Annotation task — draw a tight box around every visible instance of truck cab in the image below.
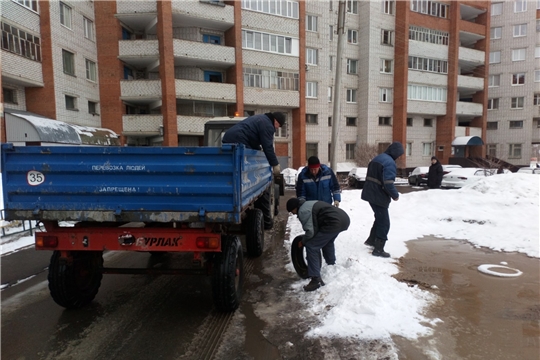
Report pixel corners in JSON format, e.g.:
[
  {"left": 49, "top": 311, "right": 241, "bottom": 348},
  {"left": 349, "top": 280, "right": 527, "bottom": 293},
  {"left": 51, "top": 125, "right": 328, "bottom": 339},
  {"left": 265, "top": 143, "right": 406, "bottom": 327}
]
[{"left": 203, "top": 117, "right": 246, "bottom": 147}]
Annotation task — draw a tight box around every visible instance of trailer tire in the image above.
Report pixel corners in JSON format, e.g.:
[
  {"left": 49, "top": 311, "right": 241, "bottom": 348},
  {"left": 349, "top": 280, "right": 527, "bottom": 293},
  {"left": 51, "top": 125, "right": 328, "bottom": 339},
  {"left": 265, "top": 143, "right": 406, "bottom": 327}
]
[
  {"left": 274, "top": 184, "right": 280, "bottom": 216},
  {"left": 48, "top": 251, "right": 103, "bottom": 309},
  {"left": 291, "top": 236, "right": 309, "bottom": 279},
  {"left": 255, "top": 187, "right": 274, "bottom": 230},
  {"left": 245, "top": 208, "right": 264, "bottom": 257},
  {"left": 212, "top": 235, "right": 244, "bottom": 312}
]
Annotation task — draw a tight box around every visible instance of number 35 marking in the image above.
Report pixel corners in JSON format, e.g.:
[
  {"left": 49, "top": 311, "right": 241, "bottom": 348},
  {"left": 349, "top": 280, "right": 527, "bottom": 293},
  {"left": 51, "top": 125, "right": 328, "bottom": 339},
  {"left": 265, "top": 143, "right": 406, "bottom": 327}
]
[{"left": 27, "top": 170, "right": 45, "bottom": 186}]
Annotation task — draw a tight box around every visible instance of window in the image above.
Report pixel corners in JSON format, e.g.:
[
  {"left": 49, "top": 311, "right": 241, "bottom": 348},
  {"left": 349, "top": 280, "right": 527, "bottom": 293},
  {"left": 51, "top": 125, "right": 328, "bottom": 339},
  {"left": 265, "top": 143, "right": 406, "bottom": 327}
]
[
  {"left": 14, "top": 0, "right": 38, "bottom": 12},
  {"left": 380, "top": 59, "right": 392, "bottom": 73},
  {"left": 489, "top": 74, "right": 500, "bottom": 87},
  {"left": 306, "top": 82, "right": 317, "bottom": 98},
  {"left": 487, "top": 122, "right": 498, "bottom": 130},
  {"left": 306, "top": 143, "right": 318, "bottom": 159},
  {"left": 203, "top": 34, "right": 221, "bottom": 44},
  {"left": 241, "top": 0, "right": 299, "bottom": 19},
  {"left": 83, "top": 17, "right": 94, "bottom": 40},
  {"left": 328, "top": 87, "right": 332, "bottom": 102},
  {"left": 60, "top": 2, "right": 72, "bottom": 29},
  {"left": 88, "top": 101, "right": 98, "bottom": 115},
  {"left": 487, "top": 144, "right": 497, "bottom": 157},
  {"left": 514, "top": 0, "right": 527, "bottom": 12},
  {"left": 512, "top": 73, "right": 525, "bottom": 85},
  {"left": 346, "top": 89, "right": 357, "bottom": 103},
  {"left": 422, "top": 142, "right": 433, "bottom": 156},
  {"left": 85, "top": 59, "right": 96, "bottom": 81},
  {"left": 489, "top": 51, "right": 501, "bottom": 64},
  {"left": 490, "top": 27, "right": 502, "bottom": 39},
  {"left": 406, "top": 143, "right": 412, "bottom": 156},
  {"left": 62, "top": 49, "right": 75, "bottom": 76},
  {"left": 346, "top": 143, "right": 356, "bottom": 160},
  {"left": 347, "top": 59, "right": 358, "bottom": 74},
  {"left": 513, "top": 24, "right": 527, "bottom": 37},
  {"left": 306, "top": 15, "right": 317, "bottom": 32},
  {"left": 329, "top": 25, "right": 334, "bottom": 41},
  {"left": 381, "top": 30, "right": 393, "bottom": 45},
  {"left": 410, "top": 1, "right": 449, "bottom": 18},
  {"left": 306, "top": 48, "right": 318, "bottom": 65},
  {"left": 535, "top": 70, "right": 540, "bottom": 82},
  {"left": 243, "top": 68, "right": 298, "bottom": 91},
  {"left": 538, "top": 20, "right": 540, "bottom": 32},
  {"left": 276, "top": 114, "right": 288, "bottom": 138},
  {"left": 510, "top": 120, "right": 524, "bottom": 129},
  {"left": 512, "top": 48, "right": 526, "bottom": 61},
  {"left": 509, "top": 144, "right": 522, "bottom": 158},
  {"left": 306, "top": 114, "right": 318, "bottom": 124},
  {"left": 347, "top": 29, "right": 358, "bottom": 44},
  {"left": 380, "top": 88, "right": 392, "bottom": 102},
  {"left": 329, "top": 56, "right": 334, "bottom": 71},
  {"left": 534, "top": 94, "right": 540, "bottom": 105},
  {"left": 487, "top": 98, "right": 500, "bottom": 110},
  {"left": 328, "top": 117, "right": 332, "bottom": 126},
  {"left": 379, "top": 116, "right": 391, "bottom": 126},
  {"left": 65, "top": 95, "right": 77, "bottom": 110},
  {"left": 347, "top": 0, "right": 358, "bottom": 14},
  {"left": 346, "top": 117, "right": 357, "bottom": 126},
  {"left": 511, "top": 97, "right": 524, "bottom": 109},
  {"left": 407, "top": 84, "right": 447, "bottom": 102},
  {"left": 536, "top": 46, "right": 540, "bottom": 58},
  {"left": 382, "top": 0, "right": 394, "bottom": 14},
  {"left": 3, "top": 87, "right": 17, "bottom": 104},
  {"left": 378, "top": 142, "right": 391, "bottom": 153},
  {"left": 241, "top": 30, "right": 295, "bottom": 55},
  {"left": 409, "top": 25, "right": 449, "bottom": 45},
  {"left": 1, "top": 22, "right": 42, "bottom": 61},
  {"left": 407, "top": 117, "right": 413, "bottom": 126},
  {"left": 423, "top": 118, "right": 433, "bottom": 127},
  {"left": 408, "top": 56, "right": 448, "bottom": 74},
  {"left": 491, "top": 2, "right": 503, "bottom": 15}
]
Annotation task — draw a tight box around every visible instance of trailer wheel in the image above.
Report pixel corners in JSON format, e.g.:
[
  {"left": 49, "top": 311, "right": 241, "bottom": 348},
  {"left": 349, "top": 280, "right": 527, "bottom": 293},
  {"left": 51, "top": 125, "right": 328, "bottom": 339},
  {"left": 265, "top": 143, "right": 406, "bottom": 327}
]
[
  {"left": 291, "top": 236, "right": 309, "bottom": 279},
  {"left": 274, "top": 184, "right": 280, "bottom": 216},
  {"left": 48, "top": 251, "right": 103, "bottom": 309},
  {"left": 245, "top": 208, "right": 264, "bottom": 257},
  {"left": 212, "top": 235, "right": 244, "bottom": 312},
  {"left": 255, "top": 187, "right": 274, "bottom": 230}
]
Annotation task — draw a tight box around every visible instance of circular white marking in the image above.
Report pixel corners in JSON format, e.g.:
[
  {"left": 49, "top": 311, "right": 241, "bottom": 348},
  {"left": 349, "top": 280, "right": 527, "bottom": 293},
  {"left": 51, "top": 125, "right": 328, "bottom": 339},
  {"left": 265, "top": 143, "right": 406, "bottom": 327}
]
[
  {"left": 477, "top": 264, "right": 522, "bottom": 278},
  {"left": 27, "top": 170, "right": 45, "bottom": 186}
]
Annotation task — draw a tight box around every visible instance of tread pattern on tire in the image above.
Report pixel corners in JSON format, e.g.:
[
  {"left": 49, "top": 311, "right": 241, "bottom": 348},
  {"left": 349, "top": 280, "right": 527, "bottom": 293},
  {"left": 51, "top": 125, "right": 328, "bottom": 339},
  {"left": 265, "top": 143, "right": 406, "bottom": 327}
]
[
  {"left": 245, "top": 208, "right": 264, "bottom": 258},
  {"left": 212, "top": 235, "right": 244, "bottom": 312},
  {"left": 291, "top": 236, "right": 309, "bottom": 279}
]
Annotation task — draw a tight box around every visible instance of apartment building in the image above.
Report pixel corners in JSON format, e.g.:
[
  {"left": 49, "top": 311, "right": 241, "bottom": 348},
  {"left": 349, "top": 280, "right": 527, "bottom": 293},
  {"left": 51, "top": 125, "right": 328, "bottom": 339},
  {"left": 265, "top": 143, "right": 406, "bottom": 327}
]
[{"left": 487, "top": 0, "right": 540, "bottom": 167}]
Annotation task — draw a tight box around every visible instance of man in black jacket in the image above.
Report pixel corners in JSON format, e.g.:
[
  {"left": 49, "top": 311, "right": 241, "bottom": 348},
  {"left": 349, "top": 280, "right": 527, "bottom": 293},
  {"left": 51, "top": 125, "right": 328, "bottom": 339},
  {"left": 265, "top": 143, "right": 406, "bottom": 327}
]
[
  {"left": 427, "top": 156, "right": 443, "bottom": 189},
  {"left": 222, "top": 112, "right": 285, "bottom": 176},
  {"left": 287, "top": 198, "right": 350, "bottom": 291}
]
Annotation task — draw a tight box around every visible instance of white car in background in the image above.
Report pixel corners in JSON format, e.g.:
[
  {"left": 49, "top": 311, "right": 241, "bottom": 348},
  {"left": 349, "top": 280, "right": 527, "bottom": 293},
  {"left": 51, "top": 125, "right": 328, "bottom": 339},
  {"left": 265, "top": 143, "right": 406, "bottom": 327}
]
[
  {"left": 441, "top": 168, "right": 497, "bottom": 189},
  {"left": 348, "top": 167, "right": 368, "bottom": 189},
  {"left": 517, "top": 167, "right": 540, "bottom": 175}
]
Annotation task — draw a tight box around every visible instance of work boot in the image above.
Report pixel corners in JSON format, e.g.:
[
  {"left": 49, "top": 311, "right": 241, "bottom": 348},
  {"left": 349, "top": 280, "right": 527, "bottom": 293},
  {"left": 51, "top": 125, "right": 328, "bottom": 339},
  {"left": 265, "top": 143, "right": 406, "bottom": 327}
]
[
  {"left": 364, "top": 227, "right": 376, "bottom": 247},
  {"left": 372, "top": 238, "right": 390, "bottom": 258},
  {"left": 303, "top": 277, "right": 325, "bottom": 292}
]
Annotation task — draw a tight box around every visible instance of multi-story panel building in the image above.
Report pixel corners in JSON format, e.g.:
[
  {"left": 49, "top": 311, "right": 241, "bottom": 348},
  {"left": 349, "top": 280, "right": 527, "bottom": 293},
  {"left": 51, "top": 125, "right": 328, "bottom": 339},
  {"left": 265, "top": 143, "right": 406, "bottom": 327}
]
[{"left": 487, "top": 0, "right": 540, "bottom": 166}]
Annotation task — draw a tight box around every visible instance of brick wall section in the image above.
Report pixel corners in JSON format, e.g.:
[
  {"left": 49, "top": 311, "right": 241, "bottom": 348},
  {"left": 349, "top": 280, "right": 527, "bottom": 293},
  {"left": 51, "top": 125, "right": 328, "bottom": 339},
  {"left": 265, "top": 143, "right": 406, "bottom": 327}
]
[
  {"left": 157, "top": 0, "right": 178, "bottom": 146},
  {"left": 25, "top": 0, "right": 56, "bottom": 120},
  {"left": 292, "top": 0, "right": 306, "bottom": 169},
  {"left": 225, "top": 1, "right": 243, "bottom": 116},
  {"left": 95, "top": 1, "right": 124, "bottom": 143}
]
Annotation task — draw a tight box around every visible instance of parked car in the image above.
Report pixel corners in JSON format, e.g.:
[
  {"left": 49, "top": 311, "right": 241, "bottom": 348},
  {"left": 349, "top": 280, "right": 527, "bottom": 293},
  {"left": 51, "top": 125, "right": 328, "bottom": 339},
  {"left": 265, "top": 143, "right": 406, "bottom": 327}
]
[
  {"left": 517, "top": 167, "right": 540, "bottom": 175},
  {"left": 408, "top": 167, "right": 429, "bottom": 186},
  {"left": 441, "top": 168, "right": 497, "bottom": 189},
  {"left": 442, "top": 164, "right": 462, "bottom": 174},
  {"left": 348, "top": 167, "right": 368, "bottom": 189}
]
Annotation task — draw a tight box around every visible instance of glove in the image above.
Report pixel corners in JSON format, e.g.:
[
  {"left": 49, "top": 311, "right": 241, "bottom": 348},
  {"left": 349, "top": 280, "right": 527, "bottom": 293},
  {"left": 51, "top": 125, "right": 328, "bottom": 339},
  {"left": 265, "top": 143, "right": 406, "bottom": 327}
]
[
  {"left": 334, "top": 201, "right": 340, "bottom": 208},
  {"left": 272, "top": 164, "right": 281, "bottom": 175}
]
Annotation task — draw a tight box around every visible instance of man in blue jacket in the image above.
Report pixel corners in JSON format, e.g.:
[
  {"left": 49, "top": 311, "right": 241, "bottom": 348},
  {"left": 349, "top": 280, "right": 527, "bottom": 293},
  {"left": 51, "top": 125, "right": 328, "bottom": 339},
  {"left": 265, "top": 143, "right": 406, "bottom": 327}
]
[
  {"left": 222, "top": 112, "right": 285, "bottom": 175},
  {"left": 296, "top": 156, "right": 341, "bottom": 206},
  {"left": 361, "top": 142, "right": 404, "bottom": 258}
]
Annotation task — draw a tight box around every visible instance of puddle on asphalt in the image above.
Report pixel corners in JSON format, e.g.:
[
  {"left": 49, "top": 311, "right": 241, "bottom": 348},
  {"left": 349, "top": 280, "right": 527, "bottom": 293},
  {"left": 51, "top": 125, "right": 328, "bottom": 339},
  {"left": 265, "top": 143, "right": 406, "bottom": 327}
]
[{"left": 393, "top": 237, "right": 540, "bottom": 360}]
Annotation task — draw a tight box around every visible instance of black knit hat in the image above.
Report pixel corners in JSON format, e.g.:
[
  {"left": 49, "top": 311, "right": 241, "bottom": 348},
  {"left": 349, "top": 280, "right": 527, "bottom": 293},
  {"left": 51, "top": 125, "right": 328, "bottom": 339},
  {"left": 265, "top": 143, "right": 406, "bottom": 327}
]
[
  {"left": 286, "top": 198, "right": 300, "bottom": 212},
  {"left": 272, "top": 112, "right": 286, "bottom": 127},
  {"left": 431, "top": 156, "right": 437, "bottom": 161}
]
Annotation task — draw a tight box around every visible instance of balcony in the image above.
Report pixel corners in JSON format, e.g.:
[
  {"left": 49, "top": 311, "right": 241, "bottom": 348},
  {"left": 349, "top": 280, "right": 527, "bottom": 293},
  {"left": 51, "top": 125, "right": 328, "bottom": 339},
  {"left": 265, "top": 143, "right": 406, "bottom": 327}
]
[
  {"left": 408, "top": 71, "right": 447, "bottom": 86},
  {"left": 120, "top": 79, "right": 161, "bottom": 102},
  {"left": 177, "top": 115, "right": 213, "bottom": 135},
  {"left": 115, "top": 2, "right": 157, "bottom": 32},
  {"left": 171, "top": 1, "right": 234, "bottom": 31},
  {"left": 175, "top": 80, "right": 236, "bottom": 102},
  {"left": 122, "top": 114, "right": 162, "bottom": 135},
  {"left": 409, "top": 41, "right": 448, "bottom": 60},
  {"left": 244, "top": 88, "right": 299, "bottom": 108},
  {"left": 455, "top": 126, "right": 482, "bottom": 137},
  {"left": 457, "top": 75, "right": 484, "bottom": 92},
  {"left": 456, "top": 101, "right": 483, "bottom": 117},
  {"left": 458, "top": 47, "right": 485, "bottom": 64},
  {"left": 118, "top": 40, "right": 159, "bottom": 69},
  {"left": 407, "top": 100, "right": 447, "bottom": 116},
  {"left": 173, "top": 39, "right": 235, "bottom": 68},
  {"left": 2, "top": 52, "right": 43, "bottom": 87}
]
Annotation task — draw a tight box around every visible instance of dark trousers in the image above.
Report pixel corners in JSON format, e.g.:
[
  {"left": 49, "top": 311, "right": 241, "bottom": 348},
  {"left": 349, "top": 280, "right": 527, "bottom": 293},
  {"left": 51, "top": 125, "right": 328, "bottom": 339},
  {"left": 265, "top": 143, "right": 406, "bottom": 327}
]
[
  {"left": 304, "top": 231, "right": 340, "bottom": 278},
  {"left": 369, "top": 203, "right": 390, "bottom": 241}
]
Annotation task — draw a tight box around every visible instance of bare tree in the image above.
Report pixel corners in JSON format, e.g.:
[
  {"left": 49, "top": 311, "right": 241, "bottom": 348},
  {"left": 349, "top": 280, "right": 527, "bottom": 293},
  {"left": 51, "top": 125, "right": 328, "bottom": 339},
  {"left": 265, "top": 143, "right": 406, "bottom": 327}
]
[{"left": 354, "top": 143, "right": 380, "bottom": 167}]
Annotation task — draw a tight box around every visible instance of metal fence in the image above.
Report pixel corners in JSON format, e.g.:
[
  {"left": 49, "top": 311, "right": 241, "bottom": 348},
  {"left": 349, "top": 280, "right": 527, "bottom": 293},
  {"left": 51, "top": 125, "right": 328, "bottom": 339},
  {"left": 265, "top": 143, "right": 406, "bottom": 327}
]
[{"left": 0, "top": 209, "right": 39, "bottom": 238}]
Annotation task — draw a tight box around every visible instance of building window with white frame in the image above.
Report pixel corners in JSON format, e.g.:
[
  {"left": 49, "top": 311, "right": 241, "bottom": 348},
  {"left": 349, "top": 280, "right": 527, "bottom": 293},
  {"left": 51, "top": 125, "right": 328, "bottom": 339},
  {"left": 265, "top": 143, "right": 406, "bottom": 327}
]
[
  {"left": 84, "top": 17, "right": 94, "bottom": 41},
  {"left": 535, "top": 70, "right": 540, "bottom": 82},
  {"left": 346, "top": 89, "right": 357, "bottom": 103},
  {"left": 306, "top": 82, "right": 318, "bottom": 98},
  {"left": 514, "top": 0, "right": 527, "bottom": 12},
  {"left": 487, "top": 98, "right": 500, "bottom": 110},
  {"left": 306, "top": 143, "right": 318, "bottom": 159},
  {"left": 491, "top": 2, "right": 503, "bottom": 15},
  {"left": 490, "top": 27, "right": 502, "bottom": 39},
  {"left": 347, "top": 0, "right": 358, "bottom": 14},
  {"left": 347, "top": 29, "right": 358, "bottom": 44},
  {"left": 328, "top": 87, "right": 332, "bottom": 102},
  {"left": 422, "top": 142, "right": 433, "bottom": 156},
  {"left": 512, "top": 73, "right": 525, "bottom": 85},
  {"left": 306, "top": 48, "right": 318, "bottom": 65},
  {"left": 489, "top": 74, "right": 500, "bottom": 87},
  {"left": 88, "top": 101, "right": 98, "bottom": 115},
  {"left": 410, "top": 1, "right": 449, "bottom": 18},
  {"left": 406, "top": 143, "right": 412, "bottom": 156},
  {"left": 381, "top": 29, "right": 393, "bottom": 45},
  {"left": 409, "top": 25, "right": 449, "bottom": 45},
  {"left": 487, "top": 122, "right": 498, "bottom": 130},
  {"left": 382, "top": 0, "right": 394, "bottom": 14},
  {"left": 378, "top": 116, "right": 391, "bottom": 126},
  {"left": 407, "top": 84, "right": 447, "bottom": 102},
  {"left": 509, "top": 120, "right": 524, "bottom": 129},
  {"left": 3, "top": 87, "right": 17, "bottom": 104},
  {"left": 489, "top": 51, "right": 501, "bottom": 64},
  {"left": 242, "top": 30, "right": 296, "bottom": 55},
  {"left": 1, "top": 22, "right": 42, "bottom": 61},
  {"left": 306, "top": 113, "right": 318, "bottom": 124},
  {"left": 240, "top": 0, "right": 299, "bottom": 19},
  {"left": 380, "top": 59, "right": 392, "bottom": 73},
  {"left": 329, "top": 25, "right": 334, "bottom": 41},
  {"left": 62, "top": 49, "right": 75, "bottom": 76},
  {"left": 487, "top": 144, "right": 497, "bottom": 157},
  {"left": 346, "top": 143, "right": 356, "bottom": 160},
  {"left": 306, "top": 15, "right": 317, "bottom": 32},
  {"left": 65, "top": 95, "right": 77, "bottom": 110},
  {"left": 60, "top": 2, "right": 72, "bottom": 29},
  {"left": 85, "top": 59, "right": 96, "bottom": 81},
  {"left": 408, "top": 56, "right": 448, "bottom": 74},
  {"left": 513, "top": 24, "right": 527, "bottom": 37},
  {"left": 276, "top": 115, "right": 288, "bottom": 138},
  {"left": 346, "top": 117, "right": 357, "bottom": 126},
  {"left": 508, "top": 144, "right": 522, "bottom": 158},
  {"left": 534, "top": 93, "right": 540, "bottom": 105},
  {"left": 511, "top": 97, "right": 524, "bottom": 109},
  {"left": 347, "top": 59, "right": 358, "bottom": 74},
  {"left": 379, "top": 88, "right": 392, "bottom": 102},
  {"left": 329, "top": 55, "right": 334, "bottom": 70},
  {"left": 512, "top": 48, "right": 526, "bottom": 61},
  {"left": 14, "top": 0, "right": 38, "bottom": 12}
]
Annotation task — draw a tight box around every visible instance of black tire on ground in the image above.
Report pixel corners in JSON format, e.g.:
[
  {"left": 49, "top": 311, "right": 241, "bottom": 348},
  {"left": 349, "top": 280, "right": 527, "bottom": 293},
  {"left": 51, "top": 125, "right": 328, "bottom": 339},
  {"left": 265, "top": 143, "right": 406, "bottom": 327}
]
[
  {"left": 273, "top": 184, "right": 280, "bottom": 216},
  {"left": 255, "top": 187, "right": 274, "bottom": 230},
  {"left": 245, "top": 208, "right": 264, "bottom": 257},
  {"left": 48, "top": 250, "right": 103, "bottom": 309},
  {"left": 291, "top": 236, "right": 309, "bottom": 279},
  {"left": 212, "top": 235, "right": 244, "bottom": 312}
]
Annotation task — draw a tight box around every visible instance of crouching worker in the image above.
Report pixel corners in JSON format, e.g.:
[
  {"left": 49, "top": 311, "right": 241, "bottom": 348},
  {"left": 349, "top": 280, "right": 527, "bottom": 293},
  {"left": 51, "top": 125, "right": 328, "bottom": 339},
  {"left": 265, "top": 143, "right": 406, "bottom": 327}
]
[{"left": 286, "top": 198, "right": 350, "bottom": 292}]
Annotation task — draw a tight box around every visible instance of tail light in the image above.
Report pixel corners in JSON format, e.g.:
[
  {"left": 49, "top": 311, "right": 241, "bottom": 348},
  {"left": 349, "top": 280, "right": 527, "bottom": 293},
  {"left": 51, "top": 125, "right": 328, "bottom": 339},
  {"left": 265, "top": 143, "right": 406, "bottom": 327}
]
[
  {"left": 196, "top": 237, "right": 220, "bottom": 249},
  {"left": 36, "top": 235, "right": 58, "bottom": 248}
]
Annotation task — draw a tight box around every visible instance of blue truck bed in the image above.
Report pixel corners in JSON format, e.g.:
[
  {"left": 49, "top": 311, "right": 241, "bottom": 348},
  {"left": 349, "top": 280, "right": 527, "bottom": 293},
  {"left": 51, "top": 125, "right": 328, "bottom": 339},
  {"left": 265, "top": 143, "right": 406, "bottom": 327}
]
[{"left": 1, "top": 143, "right": 272, "bottom": 224}]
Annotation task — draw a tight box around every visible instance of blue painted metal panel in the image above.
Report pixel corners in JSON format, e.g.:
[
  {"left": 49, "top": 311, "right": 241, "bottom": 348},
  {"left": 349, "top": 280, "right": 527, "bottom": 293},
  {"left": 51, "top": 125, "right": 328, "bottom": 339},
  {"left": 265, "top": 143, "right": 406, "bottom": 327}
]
[{"left": 1, "top": 143, "right": 271, "bottom": 224}]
